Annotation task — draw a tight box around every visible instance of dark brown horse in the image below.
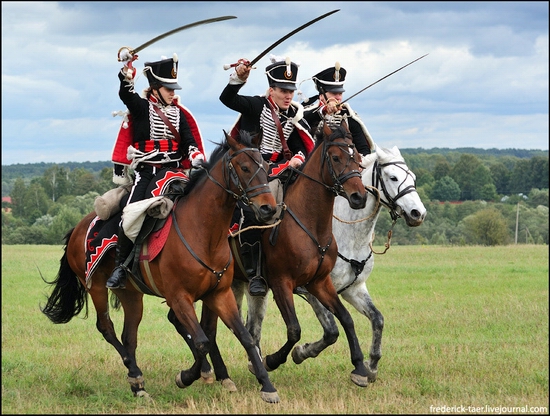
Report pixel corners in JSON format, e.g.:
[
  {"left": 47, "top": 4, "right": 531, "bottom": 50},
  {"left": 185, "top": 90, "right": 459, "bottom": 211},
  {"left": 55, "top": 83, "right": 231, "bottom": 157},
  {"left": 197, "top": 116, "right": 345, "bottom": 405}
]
[
  {"left": 41, "top": 131, "right": 282, "bottom": 403},
  {"left": 190, "top": 122, "right": 372, "bottom": 387}
]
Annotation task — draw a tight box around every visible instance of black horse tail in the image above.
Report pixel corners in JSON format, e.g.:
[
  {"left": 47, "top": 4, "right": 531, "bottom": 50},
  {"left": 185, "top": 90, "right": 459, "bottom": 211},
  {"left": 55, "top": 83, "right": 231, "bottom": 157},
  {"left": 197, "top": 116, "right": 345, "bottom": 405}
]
[{"left": 40, "top": 228, "right": 88, "bottom": 324}]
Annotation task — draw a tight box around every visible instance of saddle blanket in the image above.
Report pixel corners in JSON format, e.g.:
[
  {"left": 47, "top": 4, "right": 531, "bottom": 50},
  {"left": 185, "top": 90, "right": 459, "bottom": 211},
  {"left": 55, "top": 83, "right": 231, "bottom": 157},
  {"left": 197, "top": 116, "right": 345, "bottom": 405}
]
[{"left": 84, "top": 214, "right": 173, "bottom": 288}]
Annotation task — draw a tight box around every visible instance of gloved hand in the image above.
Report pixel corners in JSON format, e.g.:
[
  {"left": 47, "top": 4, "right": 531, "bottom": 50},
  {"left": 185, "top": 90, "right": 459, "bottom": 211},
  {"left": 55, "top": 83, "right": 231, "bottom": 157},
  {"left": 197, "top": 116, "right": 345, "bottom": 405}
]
[
  {"left": 289, "top": 152, "right": 305, "bottom": 168},
  {"left": 189, "top": 146, "right": 206, "bottom": 167},
  {"left": 118, "top": 48, "right": 134, "bottom": 63}
]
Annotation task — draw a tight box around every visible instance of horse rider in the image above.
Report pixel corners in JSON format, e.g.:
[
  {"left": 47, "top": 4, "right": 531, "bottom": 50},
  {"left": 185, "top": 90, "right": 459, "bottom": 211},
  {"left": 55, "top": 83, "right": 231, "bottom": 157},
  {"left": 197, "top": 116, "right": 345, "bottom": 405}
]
[
  {"left": 106, "top": 51, "right": 206, "bottom": 290},
  {"left": 303, "top": 62, "right": 375, "bottom": 156},
  {"left": 220, "top": 55, "right": 315, "bottom": 296}
]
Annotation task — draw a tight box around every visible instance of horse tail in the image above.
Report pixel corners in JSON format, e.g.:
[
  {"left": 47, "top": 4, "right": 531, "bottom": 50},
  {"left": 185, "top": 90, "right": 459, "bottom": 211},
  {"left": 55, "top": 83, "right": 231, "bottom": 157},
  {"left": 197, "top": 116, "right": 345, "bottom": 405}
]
[{"left": 40, "top": 228, "right": 88, "bottom": 324}]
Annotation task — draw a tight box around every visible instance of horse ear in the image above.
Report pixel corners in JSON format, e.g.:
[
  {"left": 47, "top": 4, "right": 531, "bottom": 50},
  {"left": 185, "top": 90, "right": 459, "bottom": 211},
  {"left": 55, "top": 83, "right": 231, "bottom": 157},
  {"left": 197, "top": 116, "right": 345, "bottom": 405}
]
[
  {"left": 224, "top": 130, "right": 238, "bottom": 150},
  {"left": 252, "top": 130, "right": 262, "bottom": 148}
]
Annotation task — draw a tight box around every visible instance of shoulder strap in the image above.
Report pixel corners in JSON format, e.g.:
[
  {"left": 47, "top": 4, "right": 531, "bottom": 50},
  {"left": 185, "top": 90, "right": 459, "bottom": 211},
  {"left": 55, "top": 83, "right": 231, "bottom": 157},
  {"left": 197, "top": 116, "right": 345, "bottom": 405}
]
[
  {"left": 152, "top": 105, "right": 181, "bottom": 144},
  {"left": 268, "top": 100, "right": 292, "bottom": 161}
]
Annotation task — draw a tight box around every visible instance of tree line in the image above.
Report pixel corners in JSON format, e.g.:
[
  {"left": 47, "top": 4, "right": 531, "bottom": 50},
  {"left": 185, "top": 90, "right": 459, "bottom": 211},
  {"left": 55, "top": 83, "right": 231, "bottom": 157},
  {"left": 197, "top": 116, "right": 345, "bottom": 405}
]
[{"left": 2, "top": 148, "right": 548, "bottom": 246}]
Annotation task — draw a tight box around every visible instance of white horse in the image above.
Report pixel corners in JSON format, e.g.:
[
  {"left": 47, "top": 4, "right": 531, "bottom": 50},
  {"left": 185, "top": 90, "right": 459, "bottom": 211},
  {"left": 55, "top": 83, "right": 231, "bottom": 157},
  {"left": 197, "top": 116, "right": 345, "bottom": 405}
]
[{"left": 229, "top": 146, "right": 426, "bottom": 383}]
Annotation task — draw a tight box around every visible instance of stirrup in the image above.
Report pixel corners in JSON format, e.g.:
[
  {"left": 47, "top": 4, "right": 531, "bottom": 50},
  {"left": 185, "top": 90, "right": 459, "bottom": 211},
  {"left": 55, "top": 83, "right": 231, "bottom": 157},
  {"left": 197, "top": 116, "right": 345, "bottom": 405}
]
[
  {"left": 248, "top": 276, "right": 268, "bottom": 297},
  {"left": 106, "top": 266, "right": 127, "bottom": 290}
]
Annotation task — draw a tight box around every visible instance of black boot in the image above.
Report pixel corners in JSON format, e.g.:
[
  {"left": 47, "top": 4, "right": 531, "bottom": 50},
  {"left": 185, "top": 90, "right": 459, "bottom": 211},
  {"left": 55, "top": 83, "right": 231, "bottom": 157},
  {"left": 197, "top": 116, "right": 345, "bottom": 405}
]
[
  {"left": 241, "top": 242, "right": 268, "bottom": 297},
  {"left": 106, "top": 229, "right": 133, "bottom": 289}
]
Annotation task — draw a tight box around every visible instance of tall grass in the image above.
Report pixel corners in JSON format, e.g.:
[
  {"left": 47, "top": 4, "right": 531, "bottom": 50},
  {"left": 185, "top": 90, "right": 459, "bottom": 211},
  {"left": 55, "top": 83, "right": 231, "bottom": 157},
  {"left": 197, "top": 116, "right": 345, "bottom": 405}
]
[{"left": 2, "top": 244, "right": 548, "bottom": 414}]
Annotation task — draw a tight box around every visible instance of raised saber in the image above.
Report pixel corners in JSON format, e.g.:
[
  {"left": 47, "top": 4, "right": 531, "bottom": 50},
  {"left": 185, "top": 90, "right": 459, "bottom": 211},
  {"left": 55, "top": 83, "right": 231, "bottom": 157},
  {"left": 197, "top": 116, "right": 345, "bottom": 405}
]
[
  {"left": 223, "top": 9, "right": 340, "bottom": 70},
  {"left": 339, "top": 53, "right": 429, "bottom": 106},
  {"left": 118, "top": 15, "right": 237, "bottom": 61}
]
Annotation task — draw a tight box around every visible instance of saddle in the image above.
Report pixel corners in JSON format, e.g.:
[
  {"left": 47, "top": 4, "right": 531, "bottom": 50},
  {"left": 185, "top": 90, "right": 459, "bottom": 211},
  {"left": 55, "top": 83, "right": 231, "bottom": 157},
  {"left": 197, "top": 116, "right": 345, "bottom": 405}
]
[{"left": 85, "top": 168, "right": 188, "bottom": 291}]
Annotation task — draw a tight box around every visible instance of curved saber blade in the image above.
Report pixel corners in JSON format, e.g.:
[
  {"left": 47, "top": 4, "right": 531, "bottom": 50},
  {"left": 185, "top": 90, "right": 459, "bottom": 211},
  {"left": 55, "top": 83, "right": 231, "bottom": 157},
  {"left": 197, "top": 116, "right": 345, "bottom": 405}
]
[
  {"left": 132, "top": 16, "right": 237, "bottom": 54},
  {"left": 340, "top": 53, "right": 429, "bottom": 105},
  {"left": 248, "top": 9, "right": 339, "bottom": 67}
]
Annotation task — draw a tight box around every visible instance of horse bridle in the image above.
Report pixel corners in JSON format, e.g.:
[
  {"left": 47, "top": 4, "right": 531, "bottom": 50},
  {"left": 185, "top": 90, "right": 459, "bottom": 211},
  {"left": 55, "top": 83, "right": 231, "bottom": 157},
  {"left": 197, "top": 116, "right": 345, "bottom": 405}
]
[
  {"left": 172, "top": 146, "right": 272, "bottom": 295},
  {"left": 282, "top": 136, "right": 363, "bottom": 285},
  {"left": 295, "top": 137, "right": 363, "bottom": 198},
  {"left": 370, "top": 160, "right": 417, "bottom": 221},
  {"left": 204, "top": 146, "right": 272, "bottom": 205}
]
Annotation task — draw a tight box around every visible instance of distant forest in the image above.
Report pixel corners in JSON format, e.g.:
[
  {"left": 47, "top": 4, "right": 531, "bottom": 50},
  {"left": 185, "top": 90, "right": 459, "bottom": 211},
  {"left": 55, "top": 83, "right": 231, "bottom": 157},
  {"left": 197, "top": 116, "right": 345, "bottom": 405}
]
[
  {"left": 2, "top": 147, "right": 547, "bottom": 188},
  {"left": 2, "top": 147, "right": 548, "bottom": 246}
]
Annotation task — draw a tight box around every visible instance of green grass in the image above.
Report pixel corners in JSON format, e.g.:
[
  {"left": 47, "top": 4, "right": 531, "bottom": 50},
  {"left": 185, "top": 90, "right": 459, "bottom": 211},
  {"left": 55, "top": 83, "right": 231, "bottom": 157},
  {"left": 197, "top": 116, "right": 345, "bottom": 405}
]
[{"left": 2, "top": 244, "right": 548, "bottom": 414}]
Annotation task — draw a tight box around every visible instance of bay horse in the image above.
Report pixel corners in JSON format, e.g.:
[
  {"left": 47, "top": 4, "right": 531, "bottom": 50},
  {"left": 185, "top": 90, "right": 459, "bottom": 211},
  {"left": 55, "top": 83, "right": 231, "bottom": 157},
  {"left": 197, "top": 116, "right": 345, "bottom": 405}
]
[
  {"left": 40, "top": 131, "right": 283, "bottom": 403},
  {"left": 229, "top": 122, "right": 371, "bottom": 386}
]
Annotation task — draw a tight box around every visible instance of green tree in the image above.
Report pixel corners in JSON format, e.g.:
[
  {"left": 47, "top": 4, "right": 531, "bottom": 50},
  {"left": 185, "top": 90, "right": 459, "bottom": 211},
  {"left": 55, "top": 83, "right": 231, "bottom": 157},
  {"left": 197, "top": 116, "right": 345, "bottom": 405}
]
[
  {"left": 70, "top": 168, "right": 98, "bottom": 196},
  {"left": 527, "top": 188, "right": 549, "bottom": 208},
  {"left": 462, "top": 208, "right": 510, "bottom": 245},
  {"left": 489, "top": 162, "right": 511, "bottom": 195},
  {"left": 433, "top": 160, "right": 452, "bottom": 181},
  {"left": 40, "top": 165, "right": 70, "bottom": 202},
  {"left": 431, "top": 176, "right": 461, "bottom": 201},
  {"left": 451, "top": 154, "right": 483, "bottom": 201}
]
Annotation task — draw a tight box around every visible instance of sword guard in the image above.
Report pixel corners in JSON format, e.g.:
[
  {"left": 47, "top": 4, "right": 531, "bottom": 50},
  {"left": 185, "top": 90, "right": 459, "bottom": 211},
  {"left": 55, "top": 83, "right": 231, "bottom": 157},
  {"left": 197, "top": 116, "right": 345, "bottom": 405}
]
[{"left": 223, "top": 58, "right": 254, "bottom": 71}]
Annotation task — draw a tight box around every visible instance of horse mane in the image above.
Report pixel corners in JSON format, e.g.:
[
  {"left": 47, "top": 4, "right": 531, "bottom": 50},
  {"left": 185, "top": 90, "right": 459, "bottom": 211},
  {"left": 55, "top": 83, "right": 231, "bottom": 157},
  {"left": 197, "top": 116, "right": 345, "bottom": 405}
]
[{"left": 183, "top": 131, "right": 257, "bottom": 196}]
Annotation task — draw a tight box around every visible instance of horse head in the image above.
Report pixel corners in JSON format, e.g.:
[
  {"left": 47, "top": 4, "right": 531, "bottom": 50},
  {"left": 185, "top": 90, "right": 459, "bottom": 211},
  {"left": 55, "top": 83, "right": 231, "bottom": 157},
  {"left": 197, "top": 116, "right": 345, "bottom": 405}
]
[
  {"left": 319, "top": 119, "right": 367, "bottom": 209},
  {"left": 367, "top": 146, "right": 426, "bottom": 227},
  {"left": 223, "top": 130, "right": 277, "bottom": 223}
]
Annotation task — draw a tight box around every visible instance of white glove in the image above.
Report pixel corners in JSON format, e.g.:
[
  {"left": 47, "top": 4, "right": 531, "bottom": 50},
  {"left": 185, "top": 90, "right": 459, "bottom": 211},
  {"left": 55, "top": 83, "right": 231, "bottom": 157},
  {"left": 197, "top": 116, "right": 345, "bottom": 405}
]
[
  {"left": 118, "top": 48, "right": 134, "bottom": 63},
  {"left": 189, "top": 146, "right": 205, "bottom": 167},
  {"left": 289, "top": 152, "right": 305, "bottom": 168}
]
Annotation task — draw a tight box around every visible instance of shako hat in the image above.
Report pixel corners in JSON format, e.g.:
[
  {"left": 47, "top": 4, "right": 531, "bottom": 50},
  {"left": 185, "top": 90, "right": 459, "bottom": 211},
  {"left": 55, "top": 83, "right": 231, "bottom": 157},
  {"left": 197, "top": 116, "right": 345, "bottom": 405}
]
[
  {"left": 143, "top": 53, "right": 182, "bottom": 90},
  {"left": 265, "top": 55, "right": 298, "bottom": 91},
  {"left": 313, "top": 62, "right": 346, "bottom": 93}
]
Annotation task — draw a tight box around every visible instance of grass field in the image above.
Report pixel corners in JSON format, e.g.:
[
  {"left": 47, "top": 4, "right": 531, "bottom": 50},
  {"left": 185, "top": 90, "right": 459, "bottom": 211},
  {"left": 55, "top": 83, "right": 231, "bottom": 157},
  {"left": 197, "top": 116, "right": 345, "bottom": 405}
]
[{"left": 2, "top": 244, "right": 548, "bottom": 414}]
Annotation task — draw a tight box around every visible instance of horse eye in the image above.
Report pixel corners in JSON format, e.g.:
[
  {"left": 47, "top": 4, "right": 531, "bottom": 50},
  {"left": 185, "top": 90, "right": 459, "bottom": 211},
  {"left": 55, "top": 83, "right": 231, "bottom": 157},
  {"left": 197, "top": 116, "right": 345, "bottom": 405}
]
[
  {"left": 241, "top": 165, "right": 250, "bottom": 173},
  {"left": 390, "top": 176, "right": 398, "bottom": 181}
]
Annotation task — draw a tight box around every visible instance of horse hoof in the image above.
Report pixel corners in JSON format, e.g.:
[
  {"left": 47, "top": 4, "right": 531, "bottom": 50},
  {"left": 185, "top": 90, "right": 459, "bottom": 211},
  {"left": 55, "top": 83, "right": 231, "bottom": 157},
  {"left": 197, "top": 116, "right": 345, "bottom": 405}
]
[
  {"left": 260, "top": 391, "right": 280, "bottom": 403},
  {"left": 134, "top": 390, "right": 151, "bottom": 399},
  {"left": 350, "top": 372, "right": 369, "bottom": 387},
  {"left": 365, "top": 366, "right": 378, "bottom": 383},
  {"left": 201, "top": 370, "right": 215, "bottom": 384},
  {"left": 175, "top": 372, "right": 190, "bottom": 389},
  {"left": 291, "top": 345, "right": 306, "bottom": 364},
  {"left": 221, "top": 378, "right": 237, "bottom": 392}
]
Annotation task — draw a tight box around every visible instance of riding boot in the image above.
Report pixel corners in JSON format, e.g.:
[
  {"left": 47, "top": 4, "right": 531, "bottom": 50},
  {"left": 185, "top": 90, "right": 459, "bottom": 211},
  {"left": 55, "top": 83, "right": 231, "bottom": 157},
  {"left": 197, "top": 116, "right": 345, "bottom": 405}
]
[
  {"left": 241, "top": 241, "right": 268, "bottom": 297},
  {"left": 106, "top": 228, "right": 133, "bottom": 289}
]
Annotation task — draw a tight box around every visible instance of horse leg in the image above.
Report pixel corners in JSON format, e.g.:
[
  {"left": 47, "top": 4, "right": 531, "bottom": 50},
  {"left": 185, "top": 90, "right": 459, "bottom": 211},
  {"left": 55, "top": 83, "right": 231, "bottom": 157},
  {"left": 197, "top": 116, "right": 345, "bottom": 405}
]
[
  {"left": 168, "top": 300, "right": 210, "bottom": 389},
  {"left": 307, "top": 276, "right": 369, "bottom": 387},
  {"left": 263, "top": 284, "right": 303, "bottom": 372},
  {"left": 231, "top": 279, "right": 246, "bottom": 322},
  {"left": 86, "top": 282, "right": 148, "bottom": 397},
  {"left": 107, "top": 288, "right": 148, "bottom": 396},
  {"left": 203, "top": 289, "right": 279, "bottom": 403},
  {"left": 199, "top": 304, "right": 237, "bottom": 392},
  {"left": 166, "top": 308, "right": 215, "bottom": 384},
  {"left": 341, "top": 286, "right": 384, "bottom": 382},
  {"left": 291, "top": 293, "right": 339, "bottom": 364}
]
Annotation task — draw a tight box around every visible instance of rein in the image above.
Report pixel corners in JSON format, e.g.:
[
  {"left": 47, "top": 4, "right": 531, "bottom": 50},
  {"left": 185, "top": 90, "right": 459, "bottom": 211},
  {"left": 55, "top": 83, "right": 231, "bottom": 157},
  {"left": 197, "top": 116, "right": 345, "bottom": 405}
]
[
  {"left": 370, "top": 159, "right": 417, "bottom": 221},
  {"left": 280, "top": 136, "right": 361, "bottom": 284},
  {"left": 334, "top": 157, "right": 416, "bottom": 283},
  {"left": 202, "top": 147, "right": 272, "bottom": 204},
  {"left": 170, "top": 146, "right": 271, "bottom": 296},
  {"left": 292, "top": 139, "right": 362, "bottom": 198}
]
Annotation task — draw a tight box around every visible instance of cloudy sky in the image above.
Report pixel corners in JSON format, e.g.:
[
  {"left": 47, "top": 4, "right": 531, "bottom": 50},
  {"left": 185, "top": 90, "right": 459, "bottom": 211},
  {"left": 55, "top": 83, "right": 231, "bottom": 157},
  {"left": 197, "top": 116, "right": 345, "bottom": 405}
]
[{"left": 1, "top": 1, "right": 548, "bottom": 166}]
